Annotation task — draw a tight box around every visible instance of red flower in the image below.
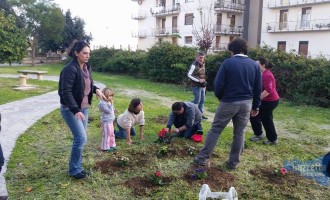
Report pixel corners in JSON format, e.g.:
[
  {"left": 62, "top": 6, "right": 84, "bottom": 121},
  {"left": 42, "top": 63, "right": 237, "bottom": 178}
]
[
  {"left": 280, "top": 167, "right": 287, "bottom": 175},
  {"left": 154, "top": 170, "right": 162, "bottom": 177},
  {"left": 158, "top": 128, "right": 167, "bottom": 138}
]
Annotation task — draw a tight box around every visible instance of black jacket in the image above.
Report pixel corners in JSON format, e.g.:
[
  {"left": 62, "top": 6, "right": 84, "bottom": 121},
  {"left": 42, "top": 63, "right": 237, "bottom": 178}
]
[
  {"left": 0, "top": 143, "right": 4, "bottom": 170},
  {"left": 58, "top": 60, "right": 99, "bottom": 115},
  {"left": 0, "top": 113, "right": 4, "bottom": 170}
]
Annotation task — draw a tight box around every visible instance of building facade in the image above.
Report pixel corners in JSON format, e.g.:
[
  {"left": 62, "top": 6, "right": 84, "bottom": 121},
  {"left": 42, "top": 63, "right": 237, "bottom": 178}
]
[
  {"left": 131, "top": 0, "right": 261, "bottom": 52},
  {"left": 261, "top": 0, "right": 330, "bottom": 59}
]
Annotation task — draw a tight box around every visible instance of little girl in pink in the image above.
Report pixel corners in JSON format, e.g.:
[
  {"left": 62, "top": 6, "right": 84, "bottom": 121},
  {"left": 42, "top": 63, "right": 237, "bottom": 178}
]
[{"left": 98, "top": 88, "right": 117, "bottom": 151}]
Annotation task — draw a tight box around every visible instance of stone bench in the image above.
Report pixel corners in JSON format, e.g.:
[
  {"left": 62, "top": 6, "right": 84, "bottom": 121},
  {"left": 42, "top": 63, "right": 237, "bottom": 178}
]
[{"left": 17, "top": 70, "right": 48, "bottom": 80}]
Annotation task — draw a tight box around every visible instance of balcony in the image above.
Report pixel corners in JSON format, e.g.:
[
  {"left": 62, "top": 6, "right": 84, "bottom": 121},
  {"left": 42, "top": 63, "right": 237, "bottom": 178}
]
[
  {"left": 212, "top": 43, "right": 228, "bottom": 52},
  {"left": 214, "top": 25, "right": 244, "bottom": 36},
  {"left": 150, "top": 4, "right": 180, "bottom": 17},
  {"left": 131, "top": 11, "right": 146, "bottom": 20},
  {"left": 268, "top": 0, "right": 330, "bottom": 9},
  {"left": 132, "top": 31, "right": 147, "bottom": 38},
  {"left": 267, "top": 19, "right": 330, "bottom": 32},
  {"left": 152, "top": 27, "right": 180, "bottom": 37},
  {"left": 214, "top": 0, "right": 245, "bottom": 13}
]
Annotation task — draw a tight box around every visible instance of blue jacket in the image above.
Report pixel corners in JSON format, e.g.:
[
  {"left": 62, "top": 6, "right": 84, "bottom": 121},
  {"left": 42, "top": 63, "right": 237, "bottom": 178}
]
[
  {"left": 214, "top": 55, "right": 261, "bottom": 109},
  {"left": 166, "top": 102, "right": 202, "bottom": 129}
]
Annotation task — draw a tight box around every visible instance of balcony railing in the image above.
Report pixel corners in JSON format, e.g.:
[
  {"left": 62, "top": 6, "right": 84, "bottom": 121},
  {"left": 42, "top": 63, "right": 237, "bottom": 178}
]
[
  {"left": 214, "top": 0, "right": 245, "bottom": 13},
  {"left": 214, "top": 25, "right": 244, "bottom": 36},
  {"left": 268, "top": 0, "right": 330, "bottom": 8},
  {"left": 131, "top": 11, "right": 146, "bottom": 20},
  {"left": 132, "top": 31, "right": 147, "bottom": 38},
  {"left": 267, "top": 19, "right": 330, "bottom": 32},
  {"left": 212, "top": 43, "right": 228, "bottom": 52},
  {"left": 152, "top": 27, "right": 180, "bottom": 37},
  {"left": 150, "top": 4, "right": 180, "bottom": 17}
]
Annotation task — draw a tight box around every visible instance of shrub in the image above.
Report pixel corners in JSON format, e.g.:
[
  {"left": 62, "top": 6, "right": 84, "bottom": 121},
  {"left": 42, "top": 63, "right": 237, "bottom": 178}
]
[{"left": 146, "top": 42, "right": 197, "bottom": 84}]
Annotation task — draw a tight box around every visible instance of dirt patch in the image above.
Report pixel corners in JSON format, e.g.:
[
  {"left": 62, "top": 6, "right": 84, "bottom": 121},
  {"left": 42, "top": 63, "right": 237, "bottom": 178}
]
[
  {"left": 93, "top": 151, "right": 151, "bottom": 174},
  {"left": 183, "top": 165, "right": 236, "bottom": 191},
  {"left": 152, "top": 115, "right": 168, "bottom": 124},
  {"left": 124, "top": 176, "right": 175, "bottom": 196},
  {"left": 93, "top": 138, "right": 236, "bottom": 197},
  {"left": 249, "top": 166, "right": 310, "bottom": 187}
]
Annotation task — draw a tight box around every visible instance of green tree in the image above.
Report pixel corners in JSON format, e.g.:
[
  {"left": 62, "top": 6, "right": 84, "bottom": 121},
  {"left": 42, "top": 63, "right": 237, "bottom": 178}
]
[
  {"left": 37, "top": 5, "right": 65, "bottom": 52},
  {"left": 11, "top": 0, "right": 64, "bottom": 66},
  {"left": 61, "top": 10, "right": 92, "bottom": 53},
  {"left": 0, "top": 9, "right": 28, "bottom": 65},
  {"left": 0, "top": 0, "right": 25, "bottom": 28}
]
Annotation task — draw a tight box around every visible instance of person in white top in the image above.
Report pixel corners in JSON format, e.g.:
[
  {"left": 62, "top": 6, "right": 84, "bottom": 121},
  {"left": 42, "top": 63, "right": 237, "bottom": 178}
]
[{"left": 115, "top": 98, "right": 145, "bottom": 145}]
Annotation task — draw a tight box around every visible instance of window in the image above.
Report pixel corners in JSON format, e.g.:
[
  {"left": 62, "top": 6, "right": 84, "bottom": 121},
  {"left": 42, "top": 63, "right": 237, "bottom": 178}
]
[
  {"left": 277, "top": 41, "right": 286, "bottom": 51},
  {"left": 172, "top": 16, "right": 178, "bottom": 33},
  {"left": 185, "top": 36, "right": 193, "bottom": 44},
  {"left": 215, "top": 36, "right": 221, "bottom": 50},
  {"left": 279, "top": 9, "right": 288, "bottom": 30},
  {"left": 185, "top": 14, "right": 194, "bottom": 25},
  {"left": 299, "top": 41, "right": 308, "bottom": 57},
  {"left": 172, "top": 37, "right": 178, "bottom": 45},
  {"left": 301, "top": 7, "right": 311, "bottom": 28}
]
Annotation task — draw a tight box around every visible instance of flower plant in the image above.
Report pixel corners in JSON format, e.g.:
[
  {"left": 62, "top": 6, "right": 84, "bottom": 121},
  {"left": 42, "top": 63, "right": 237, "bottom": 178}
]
[
  {"left": 115, "top": 156, "right": 129, "bottom": 167},
  {"left": 157, "top": 128, "right": 173, "bottom": 144},
  {"left": 187, "top": 146, "right": 198, "bottom": 157},
  {"left": 192, "top": 168, "right": 208, "bottom": 180},
  {"left": 274, "top": 167, "right": 288, "bottom": 175},
  {"left": 150, "top": 170, "right": 166, "bottom": 186},
  {"left": 156, "top": 145, "right": 170, "bottom": 158}
]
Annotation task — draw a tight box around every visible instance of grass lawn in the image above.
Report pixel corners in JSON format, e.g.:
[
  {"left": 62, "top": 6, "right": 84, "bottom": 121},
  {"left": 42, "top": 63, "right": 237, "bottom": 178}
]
[{"left": 1, "top": 64, "right": 330, "bottom": 199}]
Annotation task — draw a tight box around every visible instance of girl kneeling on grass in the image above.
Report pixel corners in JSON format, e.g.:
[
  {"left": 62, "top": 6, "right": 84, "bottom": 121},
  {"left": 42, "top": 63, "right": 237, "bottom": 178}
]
[
  {"left": 98, "top": 88, "right": 117, "bottom": 152},
  {"left": 115, "top": 98, "right": 145, "bottom": 145}
]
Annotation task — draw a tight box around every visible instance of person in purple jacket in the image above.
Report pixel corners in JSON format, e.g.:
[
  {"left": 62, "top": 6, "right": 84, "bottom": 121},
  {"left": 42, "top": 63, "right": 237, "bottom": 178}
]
[
  {"left": 193, "top": 37, "right": 262, "bottom": 170},
  {"left": 249, "top": 58, "right": 280, "bottom": 145}
]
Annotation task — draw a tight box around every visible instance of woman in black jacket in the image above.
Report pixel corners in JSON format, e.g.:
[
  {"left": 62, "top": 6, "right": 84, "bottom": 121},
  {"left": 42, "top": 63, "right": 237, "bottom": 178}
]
[
  {"left": 58, "top": 40, "right": 105, "bottom": 179},
  {"left": 0, "top": 113, "right": 3, "bottom": 173}
]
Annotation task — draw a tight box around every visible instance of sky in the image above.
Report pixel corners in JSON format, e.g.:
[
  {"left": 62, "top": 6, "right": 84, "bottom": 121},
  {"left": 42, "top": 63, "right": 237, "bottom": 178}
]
[{"left": 53, "top": 0, "right": 138, "bottom": 50}]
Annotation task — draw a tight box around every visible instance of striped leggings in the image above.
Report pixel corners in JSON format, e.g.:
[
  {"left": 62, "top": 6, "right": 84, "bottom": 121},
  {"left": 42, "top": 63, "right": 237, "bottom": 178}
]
[{"left": 101, "top": 122, "right": 116, "bottom": 150}]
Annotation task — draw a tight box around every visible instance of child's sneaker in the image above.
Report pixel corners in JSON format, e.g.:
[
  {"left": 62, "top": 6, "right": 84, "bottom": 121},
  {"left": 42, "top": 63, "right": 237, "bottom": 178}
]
[{"left": 106, "top": 147, "right": 118, "bottom": 152}]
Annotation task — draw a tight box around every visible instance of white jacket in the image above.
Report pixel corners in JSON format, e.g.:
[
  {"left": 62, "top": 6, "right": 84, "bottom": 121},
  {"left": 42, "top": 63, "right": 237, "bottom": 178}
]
[{"left": 116, "top": 109, "right": 145, "bottom": 129}]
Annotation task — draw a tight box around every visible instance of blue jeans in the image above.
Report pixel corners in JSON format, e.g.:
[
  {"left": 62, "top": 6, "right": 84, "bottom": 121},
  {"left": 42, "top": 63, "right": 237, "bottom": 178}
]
[
  {"left": 61, "top": 105, "right": 88, "bottom": 176},
  {"left": 115, "top": 123, "right": 136, "bottom": 139},
  {"left": 192, "top": 86, "right": 206, "bottom": 113},
  {"left": 173, "top": 123, "right": 203, "bottom": 138}
]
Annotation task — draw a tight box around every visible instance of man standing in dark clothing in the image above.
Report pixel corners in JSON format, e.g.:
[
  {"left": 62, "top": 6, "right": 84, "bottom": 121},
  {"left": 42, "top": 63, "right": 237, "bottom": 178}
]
[
  {"left": 193, "top": 37, "right": 262, "bottom": 170},
  {"left": 166, "top": 102, "right": 203, "bottom": 139}
]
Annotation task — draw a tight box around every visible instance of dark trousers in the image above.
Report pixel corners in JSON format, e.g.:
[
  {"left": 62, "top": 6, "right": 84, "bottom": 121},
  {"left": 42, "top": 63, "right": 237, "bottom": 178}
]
[{"left": 250, "top": 100, "right": 279, "bottom": 142}]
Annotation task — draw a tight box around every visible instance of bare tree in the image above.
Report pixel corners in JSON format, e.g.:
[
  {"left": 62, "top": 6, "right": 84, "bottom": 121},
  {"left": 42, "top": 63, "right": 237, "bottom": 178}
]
[{"left": 192, "top": 2, "right": 215, "bottom": 54}]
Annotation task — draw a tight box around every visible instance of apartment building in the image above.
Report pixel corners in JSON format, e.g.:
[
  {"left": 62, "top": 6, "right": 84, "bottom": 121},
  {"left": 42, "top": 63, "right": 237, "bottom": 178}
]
[
  {"left": 261, "top": 0, "right": 330, "bottom": 59},
  {"left": 131, "top": 0, "right": 262, "bottom": 52}
]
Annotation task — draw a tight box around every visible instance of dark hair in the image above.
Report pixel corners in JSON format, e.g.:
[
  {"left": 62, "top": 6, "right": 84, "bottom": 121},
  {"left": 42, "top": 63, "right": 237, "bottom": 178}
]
[
  {"left": 128, "top": 98, "right": 141, "bottom": 113},
  {"left": 258, "top": 57, "right": 273, "bottom": 69},
  {"left": 68, "top": 40, "right": 90, "bottom": 59},
  {"left": 197, "top": 51, "right": 205, "bottom": 57},
  {"left": 227, "top": 37, "right": 248, "bottom": 55},
  {"left": 172, "top": 102, "right": 184, "bottom": 111}
]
